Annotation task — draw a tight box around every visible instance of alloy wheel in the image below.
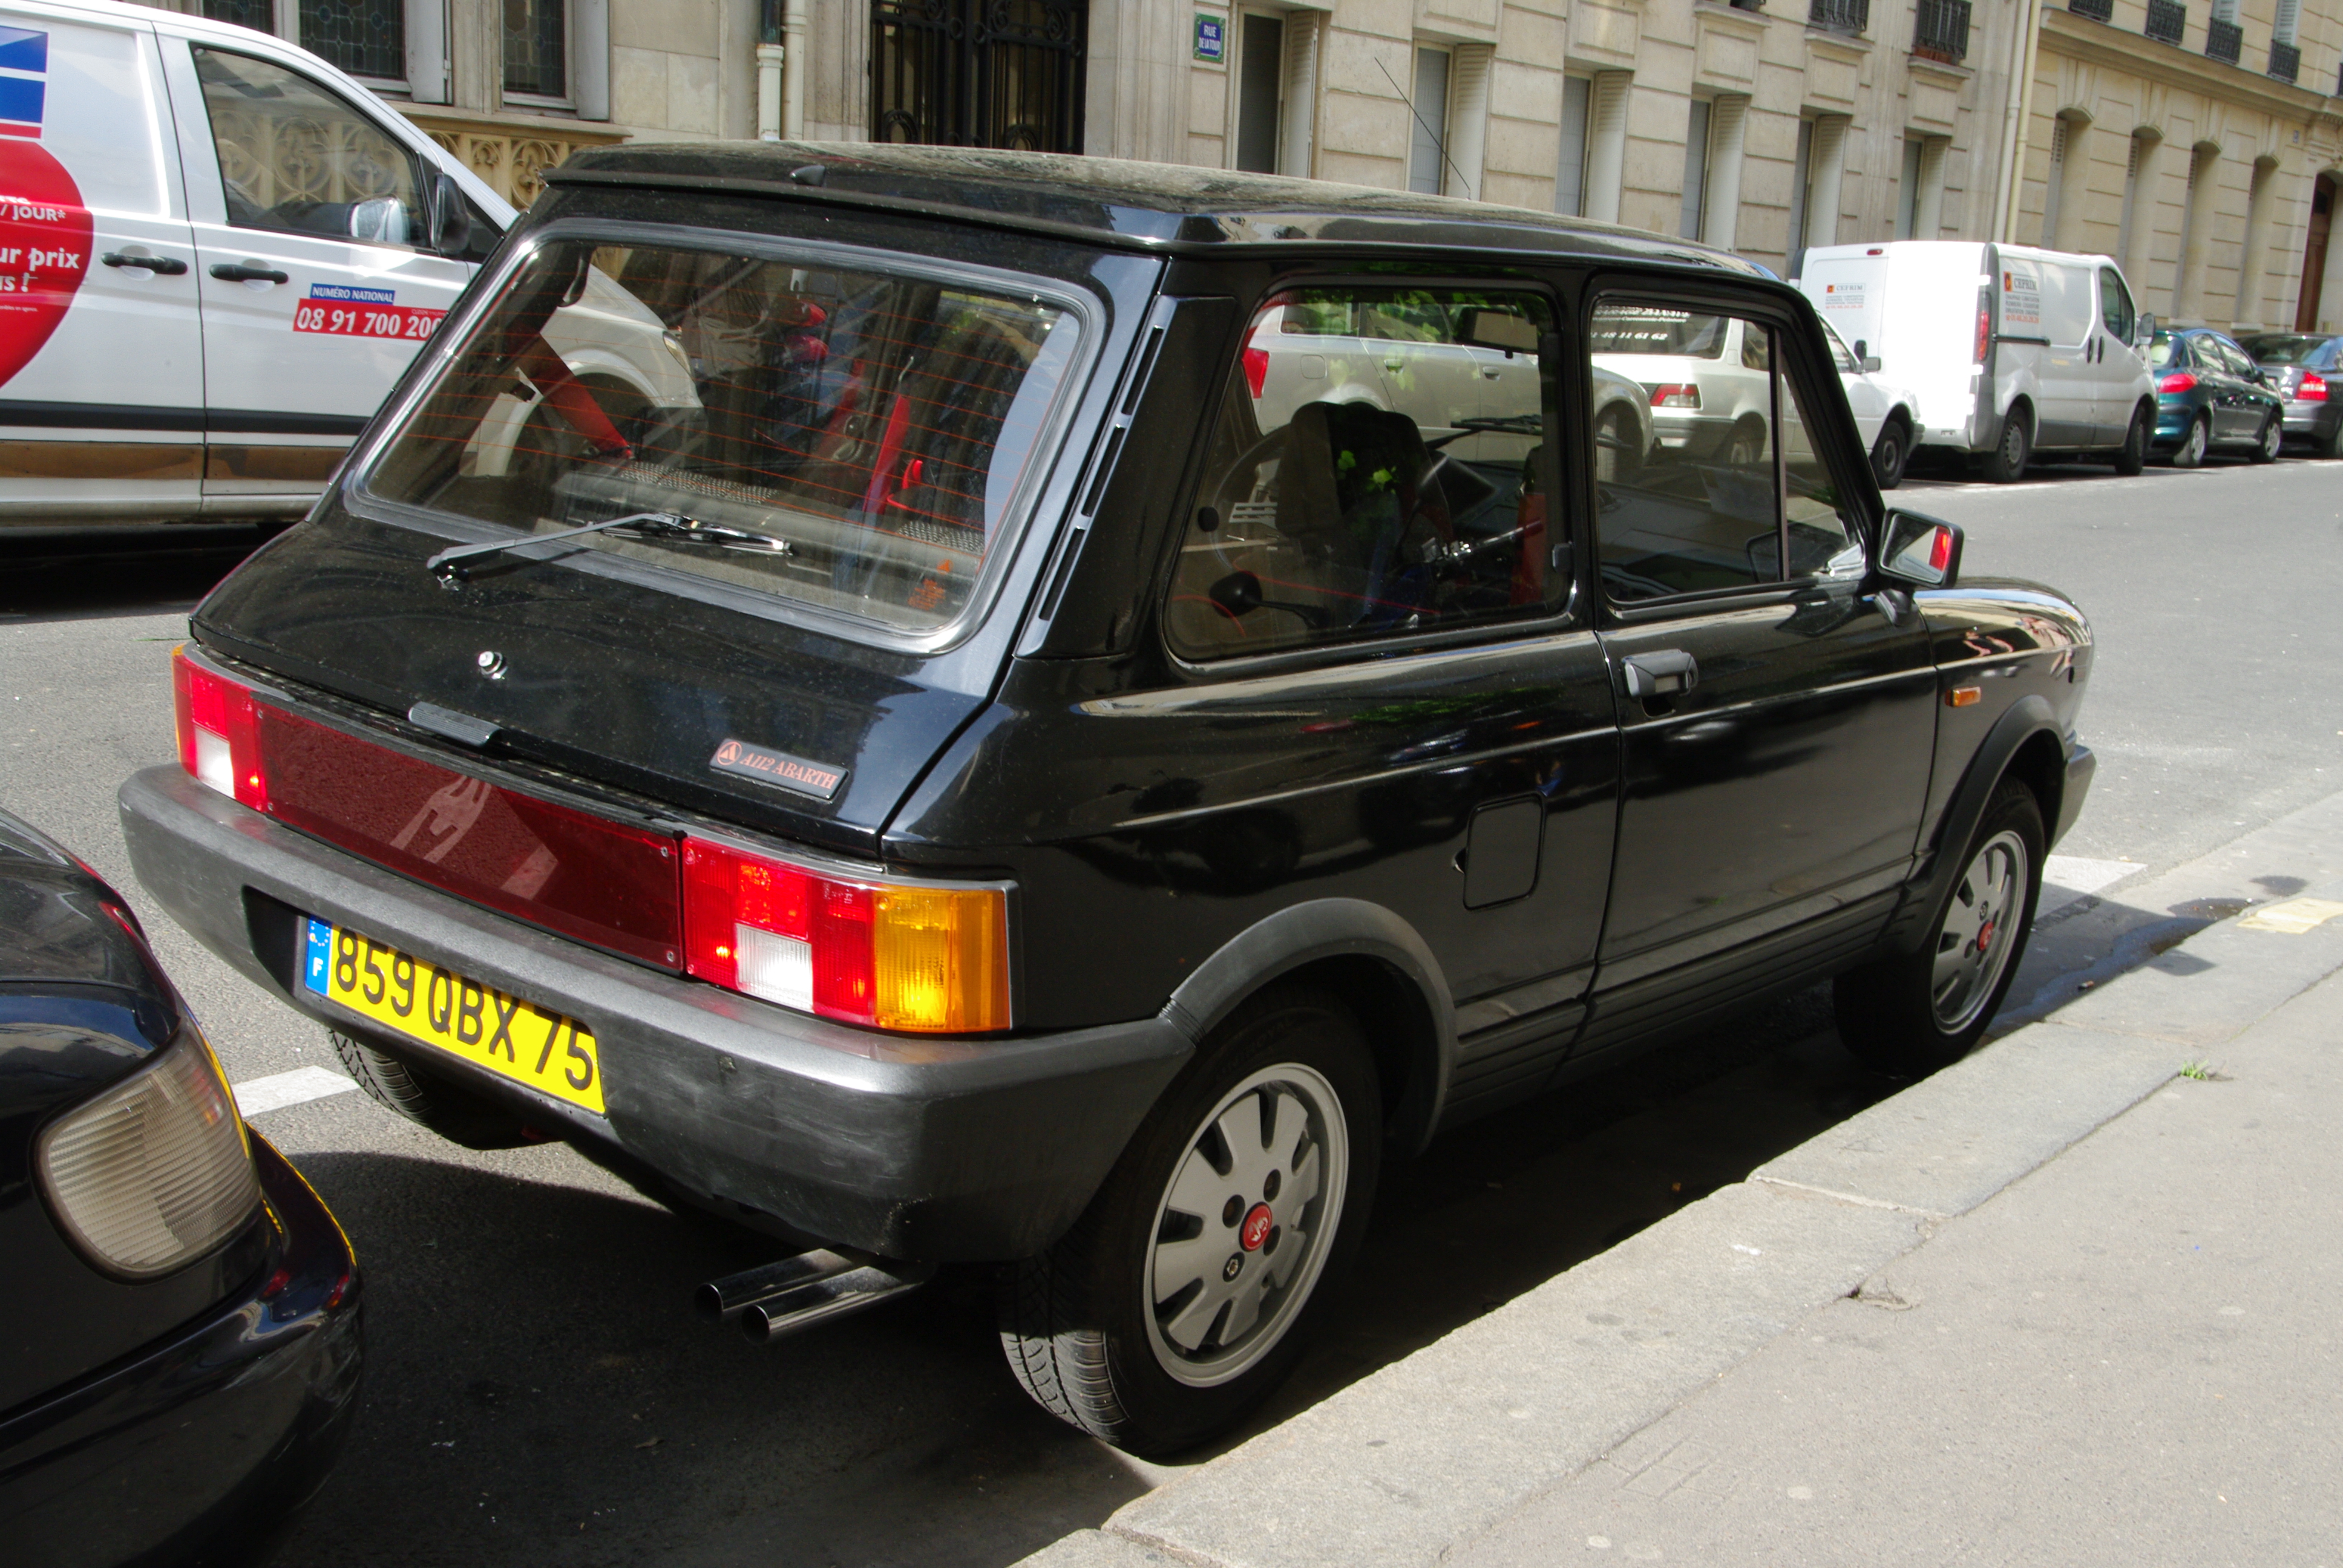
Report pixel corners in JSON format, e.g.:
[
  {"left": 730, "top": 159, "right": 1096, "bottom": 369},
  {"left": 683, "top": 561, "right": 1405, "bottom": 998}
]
[
  {"left": 2260, "top": 416, "right": 2282, "bottom": 462},
  {"left": 1932, "top": 828, "right": 2027, "bottom": 1033},
  {"left": 1143, "top": 1063, "right": 1349, "bottom": 1388}
]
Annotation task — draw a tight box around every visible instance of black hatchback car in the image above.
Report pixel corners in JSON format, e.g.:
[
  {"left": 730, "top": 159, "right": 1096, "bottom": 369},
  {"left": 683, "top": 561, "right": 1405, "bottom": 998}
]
[
  {"left": 1, "top": 808, "right": 359, "bottom": 1564},
  {"left": 119, "top": 144, "right": 2093, "bottom": 1454}
]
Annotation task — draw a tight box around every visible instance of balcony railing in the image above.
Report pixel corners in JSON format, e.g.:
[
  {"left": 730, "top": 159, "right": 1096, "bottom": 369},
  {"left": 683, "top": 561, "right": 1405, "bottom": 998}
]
[
  {"left": 2270, "top": 39, "right": 2301, "bottom": 81},
  {"left": 2204, "top": 16, "right": 2242, "bottom": 62},
  {"left": 2066, "top": 0, "right": 2112, "bottom": 21},
  {"left": 2143, "top": 0, "right": 2186, "bottom": 43},
  {"left": 1913, "top": 0, "right": 1971, "bottom": 61},
  {"left": 1807, "top": 0, "right": 1869, "bottom": 34}
]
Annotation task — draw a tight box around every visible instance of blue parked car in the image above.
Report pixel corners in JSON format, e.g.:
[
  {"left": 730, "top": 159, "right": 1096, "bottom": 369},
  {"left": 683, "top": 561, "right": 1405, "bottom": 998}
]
[{"left": 2149, "top": 327, "right": 2286, "bottom": 467}]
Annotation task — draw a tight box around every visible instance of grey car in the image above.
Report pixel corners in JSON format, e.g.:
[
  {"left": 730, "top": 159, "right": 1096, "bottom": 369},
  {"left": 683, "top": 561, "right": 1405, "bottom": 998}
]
[{"left": 2236, "top": 332, "right": 2343, "bottom": 457}]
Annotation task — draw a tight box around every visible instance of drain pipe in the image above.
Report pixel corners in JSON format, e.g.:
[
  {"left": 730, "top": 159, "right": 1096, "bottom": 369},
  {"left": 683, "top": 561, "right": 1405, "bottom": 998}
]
[
  {"left": 1996, "top": 0, "right": 2046, "bottom": 242},
  {"left": 757, "top": 0, "right": 806, "bottom": 142}
]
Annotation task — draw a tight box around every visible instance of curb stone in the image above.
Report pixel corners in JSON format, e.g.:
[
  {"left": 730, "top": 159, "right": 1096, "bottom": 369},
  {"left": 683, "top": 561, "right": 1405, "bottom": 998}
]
[{"left": 1012, "top": 846, "right": 2343, "bottom": 1568}]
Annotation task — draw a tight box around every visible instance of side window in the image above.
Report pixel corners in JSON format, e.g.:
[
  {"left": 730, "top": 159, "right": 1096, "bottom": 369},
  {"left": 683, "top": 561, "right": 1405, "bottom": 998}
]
[
  {"left": 2099, "top": 267, "right": 2134, "bottom": 341},
  {"left": 192, "top": 47, "right": 427, "bottom": 249},
  {"left": 1165, "top": 286, "right": 1562, "bottom": 659},
  {"left": 1588, "top": 301, "right": 1859, "bottom": 603}
]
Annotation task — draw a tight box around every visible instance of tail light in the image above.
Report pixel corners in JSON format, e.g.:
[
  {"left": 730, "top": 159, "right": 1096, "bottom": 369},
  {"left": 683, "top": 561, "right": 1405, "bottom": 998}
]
[
  {"left": 1650, "top": 384, "right": 1701, "bottom": 408},
  {"left": 681, "top": 837, "right": 1009, "bottom": 1033},
  {"left": 1241, "top": 326, "right": 1270, "bottom": 399},
  {"left": 2160, "top": 371, "right": 2197, "bottom": 393},
  {"left": 37, "top": 1023, "right": 261, "bottom": 1279},
  {"left": 1974, "top": 290, "right": 1990, "bottom": 365},
  {"left": 2300, "top": 371, "right": 2327, "bottom": 402},
  {"left": 172, "top": 647, "right": 267, "bottom": 809}
]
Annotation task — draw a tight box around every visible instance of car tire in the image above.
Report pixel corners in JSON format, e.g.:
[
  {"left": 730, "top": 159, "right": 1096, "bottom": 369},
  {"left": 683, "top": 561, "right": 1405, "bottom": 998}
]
[
  {"left": 2251, "top": 411, "right": 2282, "bottom": 464},
  {"left": 1833, "top": 778, "right": 2044, "bottom": 1079},
  {"left": 2324, "top": 416, "right": 2343, "bottom": 459},
  {"left": 1723, "top": 419, "right": 1767, "bottom": 468},
  {"left": 2112, "top": 403, "right": 2151, "bottom": 476},
  {"left": 997, "top": 982, "right": 1380, "bottom": 1455},
  {"left": 1983, "top": 407, "right": 2031, "bottom": 483},
  {"left": 330, "top": 1029, "right": 542, "bottom": 1149},
  {"left": 2171, "top": 411, "right": 2210, "bottom": 468},
  {"left": 1870, "top": 419, "right": 1910, "bottom": 490},
  {"left": 1594, "top": 404, "right": 1642, "bottom": 483}
]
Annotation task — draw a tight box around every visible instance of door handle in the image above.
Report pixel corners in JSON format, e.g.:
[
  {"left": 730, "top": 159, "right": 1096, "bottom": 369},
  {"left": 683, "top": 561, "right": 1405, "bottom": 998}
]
[
  {"left": 1478, "top": 365, "right": 1501, "bottom": 379},
  {"left": 1621, "top": 650, "right": 1699, "bottom": 700},
  {"left": 102, "top": 252, "right": 189, "bottom": 275},
  {"left": 211, "top": 262, "right": 290, "bottom": 284}
]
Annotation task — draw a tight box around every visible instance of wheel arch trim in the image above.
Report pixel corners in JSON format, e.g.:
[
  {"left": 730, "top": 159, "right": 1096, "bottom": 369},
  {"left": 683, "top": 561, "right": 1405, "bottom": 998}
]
[
  {"left": 1886, "top": 695, "right": 2065, "bottom": 956},
  {"left": 1161, "top": 898, "right": 1457, "bottom": 1153}
]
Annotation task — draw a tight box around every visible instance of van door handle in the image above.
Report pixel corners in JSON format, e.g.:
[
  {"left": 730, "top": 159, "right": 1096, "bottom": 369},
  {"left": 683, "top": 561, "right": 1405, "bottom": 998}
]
[
  {"left": 1622, "top": 650, "right": 1699, "bottom": 699},
  {"left": 1478, "top": 365, "right": 1502, "bottom": 379},
  {"left": 102, "top": 252, "right": 189, "bottom": 275},
  {"left": 210, "top": 262, "right": 290, "bottom": 284}
]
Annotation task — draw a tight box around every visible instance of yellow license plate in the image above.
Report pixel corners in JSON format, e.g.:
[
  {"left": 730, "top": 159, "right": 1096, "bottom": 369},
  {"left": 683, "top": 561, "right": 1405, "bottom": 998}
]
[{"left": 303, "top": 918, "right": 605, "bottom": 1114}]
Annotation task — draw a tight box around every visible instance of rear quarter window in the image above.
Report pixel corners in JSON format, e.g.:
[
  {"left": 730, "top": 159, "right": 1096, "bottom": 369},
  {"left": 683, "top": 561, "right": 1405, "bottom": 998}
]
[{"left": 363, "top": 234, "right": 1087, "bottom": 637}]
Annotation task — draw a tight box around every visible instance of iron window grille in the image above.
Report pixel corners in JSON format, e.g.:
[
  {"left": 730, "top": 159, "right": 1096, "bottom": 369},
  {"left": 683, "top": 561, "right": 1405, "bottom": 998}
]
[
  {"left": 2066, "top": 0, "right": 2114, "bottom": 21},
  {"left": 2144, "top": 0, "right": 2187, "bottom": 44},
  {"left": 2204, "top": 16, "right": 2243, "bottom": 60},
  {"left": 1807, "top": 0, "right": 1868, "bottom": 36},
  {"left": 1913, "top": 0, "right": 1971, "bottom": 62},
  {"left": 872, "top": 0, "right": 1088, "bottom": 154},
  {"left": 2269, "top": 39, "right": 2302, "bottom": 80}
]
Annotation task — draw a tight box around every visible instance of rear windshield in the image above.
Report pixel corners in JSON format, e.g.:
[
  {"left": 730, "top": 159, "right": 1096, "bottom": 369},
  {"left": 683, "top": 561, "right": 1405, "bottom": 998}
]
[
  {"left": 365, "top": 237, "right": 1084, "bottom": 635},
  {"left": 2149, "top": 333, "right": 2178, "bottom": 368},
  {"left": 1586, "top": 307, "right": 1726, "bottom": 359},
  {"left": 2238, "top": 333, "right": 2327, "bottom": 365}
]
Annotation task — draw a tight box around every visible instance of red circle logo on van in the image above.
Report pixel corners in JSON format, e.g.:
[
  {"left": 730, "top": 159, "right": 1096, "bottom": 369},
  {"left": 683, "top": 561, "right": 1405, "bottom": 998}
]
[
  {"left": 0, "top": 139, "right": 91, "bottom": 389},
  {"left": 1239, "top": 1203, "right": 1273, "bottom": 1251}
]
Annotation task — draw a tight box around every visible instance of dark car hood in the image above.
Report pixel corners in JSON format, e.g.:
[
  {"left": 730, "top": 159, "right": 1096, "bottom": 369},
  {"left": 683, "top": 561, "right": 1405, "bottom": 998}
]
[{"left": 192, "top": 513, "right": 987, "bottom": 856}]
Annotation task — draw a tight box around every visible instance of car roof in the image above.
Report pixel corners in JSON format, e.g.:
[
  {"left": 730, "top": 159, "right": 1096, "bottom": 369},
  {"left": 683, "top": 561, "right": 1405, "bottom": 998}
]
[{"left": 546, "top": 141, "right": 1774, "bottom": 274}]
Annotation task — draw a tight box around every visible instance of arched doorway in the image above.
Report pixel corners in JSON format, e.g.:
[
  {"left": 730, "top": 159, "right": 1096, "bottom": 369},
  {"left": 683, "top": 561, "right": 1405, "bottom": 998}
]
[{"left": 2296, "top": 174, "right": 2335, "bottom": 330}]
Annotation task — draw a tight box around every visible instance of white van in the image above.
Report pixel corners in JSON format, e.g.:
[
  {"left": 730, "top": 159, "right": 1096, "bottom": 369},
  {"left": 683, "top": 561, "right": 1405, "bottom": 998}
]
[
  {"left": 0, "top": 0, "right": 692, "bottom": 529},
  {"left": 1796, "top": 241, "right": 2158, "bottom": 482}
]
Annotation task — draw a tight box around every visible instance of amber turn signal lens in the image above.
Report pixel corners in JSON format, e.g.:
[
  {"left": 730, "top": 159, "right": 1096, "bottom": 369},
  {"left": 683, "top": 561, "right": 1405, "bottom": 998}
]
[{"left": 1947, "top": 686, "right": 1983, "bottom": 708}]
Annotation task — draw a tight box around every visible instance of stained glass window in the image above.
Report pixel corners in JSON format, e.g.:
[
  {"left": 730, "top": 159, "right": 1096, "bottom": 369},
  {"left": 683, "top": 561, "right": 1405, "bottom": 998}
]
[
  {"left": 201, "top": 0, "right": 276, "bottom": 34},
  {"left": 504, "top": 0, "right": 566, "bottom": 99},
  {"left": 298, "top": 0, "right": 407, "bottom": 82}
]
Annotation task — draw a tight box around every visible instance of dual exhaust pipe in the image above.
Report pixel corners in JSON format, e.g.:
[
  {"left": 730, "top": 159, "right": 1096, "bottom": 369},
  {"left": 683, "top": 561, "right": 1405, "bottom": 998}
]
[{"left": 695, "top": 1249, "right": 934, "bottom": 1344}]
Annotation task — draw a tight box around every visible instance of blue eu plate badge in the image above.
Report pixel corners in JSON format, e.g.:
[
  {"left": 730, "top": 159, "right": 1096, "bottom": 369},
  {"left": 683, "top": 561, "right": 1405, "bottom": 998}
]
[{"left": 303, "top": 917, "right": 333, "bottom": 994}]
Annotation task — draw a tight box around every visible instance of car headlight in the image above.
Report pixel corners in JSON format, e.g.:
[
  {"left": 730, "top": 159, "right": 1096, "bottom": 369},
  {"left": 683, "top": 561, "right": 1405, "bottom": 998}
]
[{"left": 36, "top": 1024, "right": 262, "bottom": 1279}]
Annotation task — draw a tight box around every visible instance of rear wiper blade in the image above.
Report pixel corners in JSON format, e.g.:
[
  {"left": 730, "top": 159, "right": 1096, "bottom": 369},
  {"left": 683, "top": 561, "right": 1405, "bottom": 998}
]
[{"left": 427, "top": 511, "right": 788, "bottom": 583}]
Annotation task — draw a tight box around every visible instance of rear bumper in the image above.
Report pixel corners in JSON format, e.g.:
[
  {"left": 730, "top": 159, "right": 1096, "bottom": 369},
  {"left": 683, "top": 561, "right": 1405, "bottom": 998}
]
[
  {"left": 2280, "top": 400, "right": 2341, "bottom": 442},
  {"left": 0, "top": 1135, "right": 361, "bottom": 1568},
  {"left": 120, "top": 765, "right": 1190, "bottom": 1262}
]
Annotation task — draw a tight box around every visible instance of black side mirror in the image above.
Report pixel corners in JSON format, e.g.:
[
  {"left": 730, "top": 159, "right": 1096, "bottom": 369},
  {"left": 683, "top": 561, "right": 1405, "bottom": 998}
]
[
  {"left": 428, "top": 172, "right": 472, "bottom": 258},
  {"left": 1879, "top": 510, "right": 1962, "bottom": 590}
]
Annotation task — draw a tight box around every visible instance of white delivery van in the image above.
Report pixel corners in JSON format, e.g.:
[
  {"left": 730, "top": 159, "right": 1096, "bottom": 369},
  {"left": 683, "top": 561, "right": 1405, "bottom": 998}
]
[
  {"left": 1797, "top": 240, "right": 2158, "bottom": 483},
  {"left": 0, "top": 0, "right": 692, "bottom": 528}
]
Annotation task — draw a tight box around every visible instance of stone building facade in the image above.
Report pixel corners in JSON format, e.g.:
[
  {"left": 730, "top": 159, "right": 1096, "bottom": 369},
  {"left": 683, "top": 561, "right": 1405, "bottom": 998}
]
[
  {"left": 2010, "top": 0, "right": 2343, "bottom": 332},
  {"left": 129, "top": 0, "right": 2343, "bottom": 332}
]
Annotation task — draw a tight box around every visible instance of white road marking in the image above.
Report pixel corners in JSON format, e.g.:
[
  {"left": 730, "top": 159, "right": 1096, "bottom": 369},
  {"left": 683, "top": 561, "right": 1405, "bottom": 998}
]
[
  {"left": 2039, "top": 854, "right": 2139, "bottom": 918},
  {"left": 233, "top": 1064, "right": 359, "bottom": 1116}
]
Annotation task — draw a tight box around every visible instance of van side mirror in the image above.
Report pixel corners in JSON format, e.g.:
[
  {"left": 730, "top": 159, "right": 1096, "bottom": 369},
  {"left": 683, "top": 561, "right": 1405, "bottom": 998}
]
[
  {"left": 1862, "top": 354, "right": 1883, "bottom": 373},
  {"left": 347, "top": 197, "right": 408, "bottom": 246},
  {"left": 428, "top": 172, "right": 473, "bottom": 258},
  {"left": 2134, "top": 311, "right": 2157, "bottom": 348},
  {"left": 1879, "top": 510, "right": 1962, "bottom": 589}
]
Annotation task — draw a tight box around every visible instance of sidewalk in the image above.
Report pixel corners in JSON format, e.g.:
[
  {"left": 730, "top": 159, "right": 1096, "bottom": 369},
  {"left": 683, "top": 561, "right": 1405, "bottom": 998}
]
[{"left": 1018, "top": 809, "right": 2343, "bottom": 1567}]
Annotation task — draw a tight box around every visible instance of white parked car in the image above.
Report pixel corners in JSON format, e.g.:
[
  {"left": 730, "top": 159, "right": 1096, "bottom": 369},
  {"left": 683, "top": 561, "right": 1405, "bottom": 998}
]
[
  {"left": 1820, "top": 318, "right": 1922, "bottom": 489},
  {"left": 0, "top": 0, "right": 691, "bottom": 531},
  {"left": 1797, "top": 240, "right": 2157, "bottom": 482},
  {"left": 1588, "top": 307, "right": 1772, "bottom": 468}
]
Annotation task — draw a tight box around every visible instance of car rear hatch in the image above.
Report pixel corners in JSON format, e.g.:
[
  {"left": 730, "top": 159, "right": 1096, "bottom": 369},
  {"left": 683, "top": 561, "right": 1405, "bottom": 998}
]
[{"left": 191, "top": 221, "right": 1113, "bottom": 865}]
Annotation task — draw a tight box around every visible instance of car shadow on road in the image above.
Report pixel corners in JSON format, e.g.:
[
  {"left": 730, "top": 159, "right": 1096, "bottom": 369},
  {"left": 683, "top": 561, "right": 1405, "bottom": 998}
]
[
  {"left": 264, "top": 983, "right": 1904, "bottom": 1568},
  {"left": 0, "top": 526, "right": 273, "bottom": 620}
]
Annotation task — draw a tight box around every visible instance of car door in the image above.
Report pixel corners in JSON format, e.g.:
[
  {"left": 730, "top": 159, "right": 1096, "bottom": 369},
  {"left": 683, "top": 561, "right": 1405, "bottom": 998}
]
[
  {"left": 2210, "top": 335, "right": 2270, "bottom": 440},
  {"left": 1823, "top": 319, "right": 1886, "bottom": 446},
  {"left": 0, "top": 5, "right": 203, "bottom": 520},
  {"left": 162, "top": 38, "right": 474, "bottom": 500},
  {"left": 1156, "top": 277, "right": 1620, "bottom": 1120},
  {"left": 2033, "top": 260, "right": 2097, "bottom": 447},
  {"left": 2093, "top": 265, "right": 2146, "bottom": 442},
  {"left": 1581, "top": 284, "right": 1937, "bottom": 1050}
]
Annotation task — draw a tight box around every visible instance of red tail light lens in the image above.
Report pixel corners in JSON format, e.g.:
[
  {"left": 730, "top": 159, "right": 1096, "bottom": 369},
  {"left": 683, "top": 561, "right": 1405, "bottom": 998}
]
[
  {"left": 172, "top": 648, "right": 267, "bottom": 809},
  {"left": 1974, "top": 292, "right": 1990, "bottom": 365},
  {"left": 1242, "top": 331, "right": 1270, "bottom": 400},
  {"left": 1650, "top": 384, "right": 1701, "bottom": 409},
  {"left": 2160, "top": 371, "right": 2197, "bottom": 394},
  {"left": 2299, "top": 371, "right": 2327, "bottom": 402},
  {"left": 681, "top": 837, "right": 1009, "bottom": 1032}
]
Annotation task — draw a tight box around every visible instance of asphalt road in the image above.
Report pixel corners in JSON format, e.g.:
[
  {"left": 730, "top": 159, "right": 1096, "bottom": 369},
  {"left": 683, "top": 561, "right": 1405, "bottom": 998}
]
[{"left": 2, "top": 452, "right": 2336, "bottom": 1568}]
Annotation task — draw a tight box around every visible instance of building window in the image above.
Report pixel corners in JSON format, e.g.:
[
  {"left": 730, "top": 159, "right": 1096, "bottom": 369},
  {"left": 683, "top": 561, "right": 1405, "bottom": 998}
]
[
  {"left": 504, "top": 0, "right": 567, "bottom": 100},
  {"left": 1788, "top": 117, "right": 1815, "bottom": 260},
  {"left": 873, "top": 0, "right": 1088, "bottom": 152},
  {"left": 1556, "top": 74, "right": 1590, "bottom": 215},
  {"left": 298, "top": 0, "right": 407, "bottom": 82},
  {"left": 1680, "top": 98, "right": 1711, "bottom": 240},
  {"left": 1898, "top": 133, "right": 1926, "bottom": 239},
  {"left": 202, "top": 0, "right": 276, "bottom": 34},
  {"left": 1406, "top": 45, "right": 1450, "bottom": 195},
  {"left": 2274, "top": 0, "right": 2299, "bottom": 43},
  {"left": 1234, "top": 13, "right": 1283, "bottom": 175}
]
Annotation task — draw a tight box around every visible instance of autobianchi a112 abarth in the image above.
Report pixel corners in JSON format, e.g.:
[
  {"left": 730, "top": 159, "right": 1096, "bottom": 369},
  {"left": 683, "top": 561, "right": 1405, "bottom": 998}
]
[{"left": 120, "top": 143, "right": 2094, "bottom": 1454}]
